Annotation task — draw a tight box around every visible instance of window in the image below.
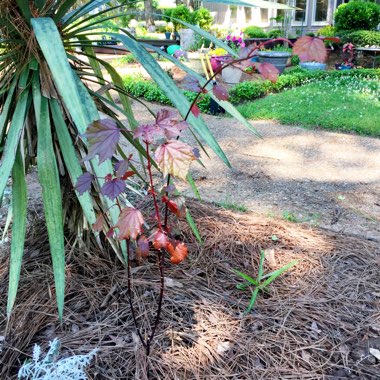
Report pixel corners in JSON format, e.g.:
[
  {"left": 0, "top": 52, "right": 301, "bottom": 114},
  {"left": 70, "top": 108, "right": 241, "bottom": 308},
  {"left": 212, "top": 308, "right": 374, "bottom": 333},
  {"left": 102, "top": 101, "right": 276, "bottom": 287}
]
[
  {"left": 294, "top": 0, "right": 306, "bottom": 22},
  {"left": 261, "top": 9, "right": 268, "bottom": 23},
  {"left": 276, "top": 0, "right": 287, "bottom": 20},
  {"left": 314, "top": 0, "right": 328, "bottom": 22}
]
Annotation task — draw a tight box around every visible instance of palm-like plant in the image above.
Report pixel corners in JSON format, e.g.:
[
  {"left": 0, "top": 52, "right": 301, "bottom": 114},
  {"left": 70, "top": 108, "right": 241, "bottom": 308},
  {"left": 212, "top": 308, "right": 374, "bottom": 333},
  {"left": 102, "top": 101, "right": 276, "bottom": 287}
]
[{"left": 0, "top": 1, "right": 254, "bottom": 319}]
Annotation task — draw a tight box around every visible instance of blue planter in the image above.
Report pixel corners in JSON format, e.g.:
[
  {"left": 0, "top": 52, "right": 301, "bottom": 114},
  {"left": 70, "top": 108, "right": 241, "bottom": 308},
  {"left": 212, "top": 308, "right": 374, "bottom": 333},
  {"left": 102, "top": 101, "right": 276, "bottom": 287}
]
[{"left": 300, "top": 62, "right": 327, "bottom": 71}]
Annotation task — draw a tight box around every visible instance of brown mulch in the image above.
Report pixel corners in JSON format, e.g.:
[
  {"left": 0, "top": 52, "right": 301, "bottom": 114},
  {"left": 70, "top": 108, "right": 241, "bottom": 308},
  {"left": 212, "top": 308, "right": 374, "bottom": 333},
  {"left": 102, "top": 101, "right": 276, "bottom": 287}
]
[{"left": 0, "top": 200, "right": 379, "bottom": 379}]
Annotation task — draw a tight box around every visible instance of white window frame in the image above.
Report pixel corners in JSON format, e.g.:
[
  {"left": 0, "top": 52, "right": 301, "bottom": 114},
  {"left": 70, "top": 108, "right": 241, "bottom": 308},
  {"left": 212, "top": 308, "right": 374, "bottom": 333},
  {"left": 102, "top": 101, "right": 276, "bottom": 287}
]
[
  {"left": 311, "top": 0, "right": 331, "bottom": 26},
  {"left": 291, "top": 0, "right": 309, "bottom": 27}
]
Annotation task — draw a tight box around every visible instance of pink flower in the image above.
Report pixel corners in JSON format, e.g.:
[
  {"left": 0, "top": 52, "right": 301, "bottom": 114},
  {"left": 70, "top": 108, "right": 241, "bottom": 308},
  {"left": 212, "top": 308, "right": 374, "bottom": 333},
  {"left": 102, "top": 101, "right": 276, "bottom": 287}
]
[
  {"left": 226, "top": 35, "right": 231, "bottom": 41},
  {"left": 232, "top": 36, "right": 237, "bottom": 42},
  {"left": 240, "top": 42, "right": 246, "bottom": 48},
  {"left": 238, "top": 37, "right": 242, "bottom": 43}
]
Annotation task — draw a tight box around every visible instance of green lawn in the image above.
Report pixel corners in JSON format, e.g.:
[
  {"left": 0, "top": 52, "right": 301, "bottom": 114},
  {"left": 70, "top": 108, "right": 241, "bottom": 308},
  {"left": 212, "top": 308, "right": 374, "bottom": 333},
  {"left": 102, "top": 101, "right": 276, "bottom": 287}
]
[{"left": 237, "top": 76, "right": 380, "bottom": 136}]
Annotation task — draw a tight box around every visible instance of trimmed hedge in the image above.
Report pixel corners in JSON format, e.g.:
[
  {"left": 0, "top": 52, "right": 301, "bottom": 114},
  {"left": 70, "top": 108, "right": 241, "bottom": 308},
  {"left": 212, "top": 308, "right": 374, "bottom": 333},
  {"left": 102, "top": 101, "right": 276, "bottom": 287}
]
[{"left": 122, "top": 69, "right": 380, "bottom": 111}]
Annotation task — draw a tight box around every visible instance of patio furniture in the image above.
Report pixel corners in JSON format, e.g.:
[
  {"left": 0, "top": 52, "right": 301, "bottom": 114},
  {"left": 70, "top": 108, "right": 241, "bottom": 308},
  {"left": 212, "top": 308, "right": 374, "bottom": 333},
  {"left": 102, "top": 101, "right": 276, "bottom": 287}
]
[{"left": 355, "top": 47, "right": 380, "bottom": 68}]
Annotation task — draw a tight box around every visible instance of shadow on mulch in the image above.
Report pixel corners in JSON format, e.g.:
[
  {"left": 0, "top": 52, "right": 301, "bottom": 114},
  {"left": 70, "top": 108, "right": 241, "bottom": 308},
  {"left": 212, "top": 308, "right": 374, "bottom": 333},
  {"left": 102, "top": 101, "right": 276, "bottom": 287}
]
[{"left": 0, "top": 200, "right": 379, "bottom": 379}]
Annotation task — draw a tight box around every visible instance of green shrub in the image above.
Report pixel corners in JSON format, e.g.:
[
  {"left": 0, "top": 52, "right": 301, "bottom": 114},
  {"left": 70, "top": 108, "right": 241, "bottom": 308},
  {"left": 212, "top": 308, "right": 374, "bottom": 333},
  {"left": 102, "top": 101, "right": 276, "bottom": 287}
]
[
  {"left": 268, "top": 29, "right": 283, "bottom": 38},
  {"left": 122, "top": 69, "right": 380, "bottom": 109},
  {"left": 334, "top": 1, "right": 380, "bottom": 31},
  {"left": 191, "top": 7, "right": 213, "bottom": 31},
  {"left": 122, "top": 75, "right": 211, "bottom": 112},
  {"left": 291, "top": 55, "right": 300, "bottom": 66},
  {"left": 316, "top": 25, "right": 336, "bottom": 37},
  {"left": 171, "top": 5, "right": 192, "bottom": 31},
  {"left": 116, "top": 54, "right": 138, "bottom": 65},
  {"left": 243, "top": 26, "right": 268, "bottom": 38},
  {"left": 343, "top": 30, "right": 380, "bottom": 46}
]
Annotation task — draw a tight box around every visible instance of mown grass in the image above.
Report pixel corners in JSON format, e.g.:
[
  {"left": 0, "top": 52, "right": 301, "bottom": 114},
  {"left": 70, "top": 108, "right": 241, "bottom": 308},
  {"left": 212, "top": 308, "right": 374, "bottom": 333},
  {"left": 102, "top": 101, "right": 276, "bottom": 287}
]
[{"left": 237, "top": 76, "right": 380, "bottom": 136}]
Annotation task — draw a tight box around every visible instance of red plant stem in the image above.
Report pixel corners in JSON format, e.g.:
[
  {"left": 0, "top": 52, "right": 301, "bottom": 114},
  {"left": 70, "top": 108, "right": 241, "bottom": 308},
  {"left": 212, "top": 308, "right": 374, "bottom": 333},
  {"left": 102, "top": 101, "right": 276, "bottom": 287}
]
[
  {"left": 146, "top": 249, "right": 165, "bottom": 355},
  {"left": 126, "top": 240, "right": 148, "bottom": 350},
  {"left": 145, "top": 141, "right": 162, "bottom": 230}
]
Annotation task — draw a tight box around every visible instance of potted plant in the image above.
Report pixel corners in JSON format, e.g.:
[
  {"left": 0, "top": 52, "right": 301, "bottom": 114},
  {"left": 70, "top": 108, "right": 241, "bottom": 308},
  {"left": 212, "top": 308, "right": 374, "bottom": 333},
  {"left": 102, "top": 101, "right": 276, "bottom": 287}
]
[
  {"left": 165, "top": 22, "right": 173, "bottom": 39},
  {"left": 293, "top": 36, "right": 329, "bottom": 71},
  {"left": 221, "top": 31, "right": 246, "bottom": 84},
  {"left": 335, "top": 43, "right": 355, "bottom": 70},
  {"left": 257, "top": 46, "right": 292, "bottom": 74}
]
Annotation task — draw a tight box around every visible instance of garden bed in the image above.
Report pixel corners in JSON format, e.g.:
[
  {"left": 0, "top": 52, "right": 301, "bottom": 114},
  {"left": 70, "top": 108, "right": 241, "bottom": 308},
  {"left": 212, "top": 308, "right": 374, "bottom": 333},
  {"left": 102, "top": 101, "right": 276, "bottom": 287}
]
[{"left": 0, "top": 200, "right": 379, "bottom": 379}]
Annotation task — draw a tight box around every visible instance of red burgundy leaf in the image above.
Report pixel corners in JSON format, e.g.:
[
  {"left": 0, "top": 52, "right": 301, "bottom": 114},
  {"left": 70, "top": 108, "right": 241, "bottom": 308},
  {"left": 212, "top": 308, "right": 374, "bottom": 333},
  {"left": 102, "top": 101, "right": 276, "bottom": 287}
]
[
  {"left": 167, "top": 241, "right": 188, "bottom": 264},
  {"left": 256, "top": 62, "right": 279, "bottom": 83},
  {"left": 92, "top": 214, "right": 104, "bottom": 232},
  {"left": 213, "top": 84, "right": 229, "bottom": 101},
  {"left": 152, "top": 230, "right": 169, "bottom": 250},
  {"left": 114, "top": 159, "right": 130, "bottom": 178},
  {"left": 116, "top": 207, "right": 144, "bottom": 240},
  {"left": 292, "top": 36, "right": 327, "bottom": 63},
  {"left": 181, "top": 75, "right": 202, "bottom": 92},
  {"left": 136, "top": 235, "right": 149, "bottom": 259},
  {"left": 190, "top": 104, "right": 200, "bottom": 118},
  {"left": 101, "top": 178, "right": 126, "bottom": 200},
  {"left": 106, "top": 227, "right": 115, "bottom": 238},
  {"left": 84, "top": 119, "right": 120, "bottom": 163},
  {"left": 74, "top": 172, "right": 93, "bottom": 195}
]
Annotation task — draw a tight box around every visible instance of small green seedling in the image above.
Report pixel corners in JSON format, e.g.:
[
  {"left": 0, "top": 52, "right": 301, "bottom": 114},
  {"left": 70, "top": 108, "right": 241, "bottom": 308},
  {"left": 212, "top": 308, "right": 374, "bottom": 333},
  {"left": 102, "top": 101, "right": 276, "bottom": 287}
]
[{"left": 234, "top": 250, "right": 298, "bottom": 314}]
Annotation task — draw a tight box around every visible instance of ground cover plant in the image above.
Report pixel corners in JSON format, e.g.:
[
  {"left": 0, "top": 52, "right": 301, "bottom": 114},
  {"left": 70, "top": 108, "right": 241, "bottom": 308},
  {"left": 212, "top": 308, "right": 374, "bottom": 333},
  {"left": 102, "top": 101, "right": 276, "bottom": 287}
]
[{"left": 237, "top": 75, "right": 380, "bottom": 136}]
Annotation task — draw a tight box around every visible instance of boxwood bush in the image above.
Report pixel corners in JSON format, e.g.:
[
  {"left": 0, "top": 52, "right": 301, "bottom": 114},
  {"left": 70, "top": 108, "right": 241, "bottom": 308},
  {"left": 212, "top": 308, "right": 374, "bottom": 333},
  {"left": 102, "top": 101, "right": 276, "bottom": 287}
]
[
  {"left": 244, "top": 26, "right": 268, "bottom": 38},
  {"left": 334, "top": 1, "right": 380, "bottom": 31}
]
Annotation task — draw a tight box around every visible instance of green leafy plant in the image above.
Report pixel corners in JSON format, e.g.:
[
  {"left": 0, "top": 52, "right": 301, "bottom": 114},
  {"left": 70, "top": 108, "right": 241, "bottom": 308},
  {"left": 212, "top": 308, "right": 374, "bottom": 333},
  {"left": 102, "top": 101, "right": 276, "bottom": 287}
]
[
  {"left": 171, "top": 4, "right": 192, "bottom": 32},
  {"left": 316, "top": 25, "right": 336, "bottom": 37},
  {"left": 191, "top": 7, "right": 213, "bottom": 31},
  {"left": 268, "top": 29, "right": 283, "bottom": 39},
  {"left": 244, "top": 26, "right": 268, "bottom": 38},
  {"left": 234, "top": 250, "right": 298, "bottom": 314},
  {"left": 334, "top": 1, "right": 380, "bottom": 31},
  {"left": 343, "top": 30, "right": 380, "bottom": 47}
]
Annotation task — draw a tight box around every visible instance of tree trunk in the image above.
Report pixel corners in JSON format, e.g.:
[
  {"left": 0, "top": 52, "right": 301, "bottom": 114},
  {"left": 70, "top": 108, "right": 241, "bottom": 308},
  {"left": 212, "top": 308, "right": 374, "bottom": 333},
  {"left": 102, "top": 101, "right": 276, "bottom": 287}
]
[{"left": 144, "top": 0, "right": 155, "bottom": 28}]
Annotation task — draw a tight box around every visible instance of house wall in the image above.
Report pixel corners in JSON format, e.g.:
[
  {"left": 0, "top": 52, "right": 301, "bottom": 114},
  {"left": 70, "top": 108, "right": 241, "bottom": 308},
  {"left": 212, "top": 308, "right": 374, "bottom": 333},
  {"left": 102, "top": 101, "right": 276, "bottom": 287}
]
[{"left": 204, "top": 0, "right": 338, "bottom": 34}]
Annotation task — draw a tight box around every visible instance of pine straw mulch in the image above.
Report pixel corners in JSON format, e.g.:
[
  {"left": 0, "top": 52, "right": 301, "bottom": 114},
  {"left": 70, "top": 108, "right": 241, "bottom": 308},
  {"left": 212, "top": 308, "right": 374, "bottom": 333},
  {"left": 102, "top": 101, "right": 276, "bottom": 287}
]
[{"left": 0, "top": 200, "right": 379, "bottom": 379}]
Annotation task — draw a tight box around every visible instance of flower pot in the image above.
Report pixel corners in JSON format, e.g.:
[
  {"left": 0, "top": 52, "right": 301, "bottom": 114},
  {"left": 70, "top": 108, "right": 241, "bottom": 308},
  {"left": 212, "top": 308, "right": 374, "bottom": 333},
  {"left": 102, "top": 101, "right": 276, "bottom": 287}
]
[
  {"left": 257, "top": 51, "right": 292, "bottom": 74},
  {"left": 336, "top": 64, "right": 352, "bottom": 70},
  {"left": 165, "top": 32, "right": 171, "bottom": 39},
  {"left": 300, "top": 62, "right": 327, "bottom": 71},
  {"left": 222, "top": 65, "right": 243, "bottom": 84}
]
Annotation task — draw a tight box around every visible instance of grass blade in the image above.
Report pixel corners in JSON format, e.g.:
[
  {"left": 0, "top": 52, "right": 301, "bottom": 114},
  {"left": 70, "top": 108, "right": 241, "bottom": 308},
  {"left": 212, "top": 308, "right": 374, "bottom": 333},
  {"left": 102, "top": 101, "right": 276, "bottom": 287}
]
[
  {"left": 245, "top": 287, "right": 259, "bottom": 314},
  {"left": 186, "top": 209, "right": 202, "bottom": 244},
  {"left": 233, "top": 269, "right": 259, "bottom": 286},
  {"left": 258, "top": 250, "right": 265, "bottom": 282},
  {"left": 260, "top": 260, "right": 298, "bottom": 289},
  {"left": 7, "top": 148, "right": 27, "bottom": 317}
]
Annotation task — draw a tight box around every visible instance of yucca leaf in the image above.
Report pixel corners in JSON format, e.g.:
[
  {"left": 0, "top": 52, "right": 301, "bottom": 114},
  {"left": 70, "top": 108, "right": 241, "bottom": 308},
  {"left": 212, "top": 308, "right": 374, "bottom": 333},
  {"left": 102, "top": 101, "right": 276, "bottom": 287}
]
[
  {"left": 35, "top": 95, "right": 66, "bottom": 319},
  {"left": 0, "top": 78, "right": 17, "bottom": 142},
  {"left": 50, "top": 99, "right": 97, "bottom": 229},
  {"left": 53, "top": 0, "right": 77, "bottom": 22},
  {"left": 62, "top": 0, "right": 111, "bottom": 26},
  {"left": 7, "top": 148, "right": 27, "bottom": 317},
  {"left": 106, "top": 32, "right": 230, "bottom": 167},
  {"left": 0, "top": 88, "right": 29, "bottom": 203},
  {"left": 32, "top": 17, "right": 126, "bottom": 260},
  {"left": 16, "top": 0, "right": 32, "bottom": 23}
]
